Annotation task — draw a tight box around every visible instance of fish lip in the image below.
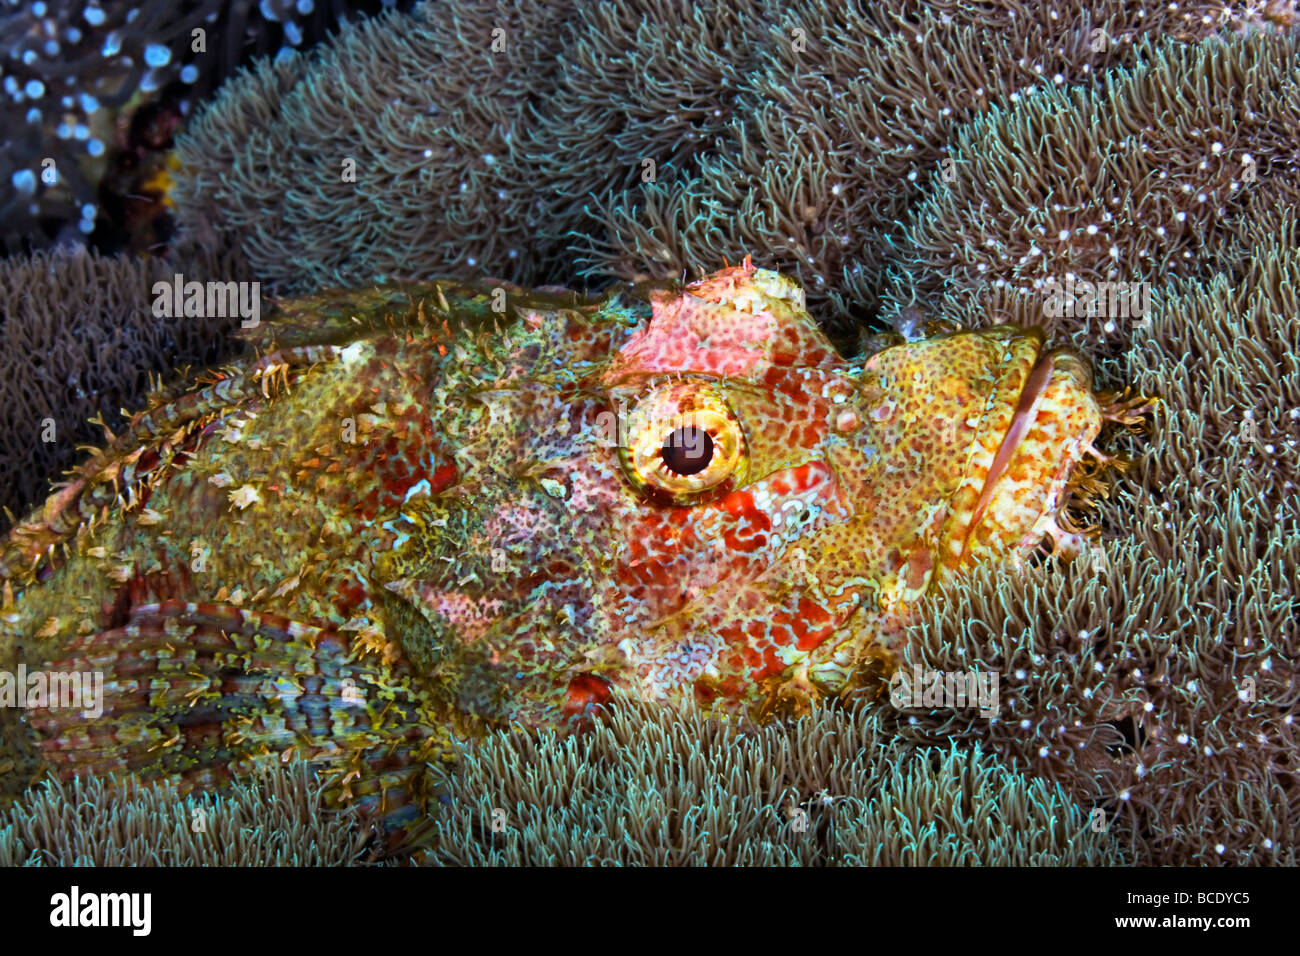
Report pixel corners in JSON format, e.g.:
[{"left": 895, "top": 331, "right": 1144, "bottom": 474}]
[{"left": 958, "top": 335, "right": 1061, "bottom": 562}]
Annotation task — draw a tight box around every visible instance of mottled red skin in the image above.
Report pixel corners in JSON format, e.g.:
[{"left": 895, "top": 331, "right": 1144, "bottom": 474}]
[{"left": 1, "top": 260, "right": 1106, "bottom": 821}]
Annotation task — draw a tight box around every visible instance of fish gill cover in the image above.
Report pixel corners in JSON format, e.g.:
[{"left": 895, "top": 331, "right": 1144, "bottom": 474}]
[{"left": 0, "top": 0, "right": 1296, "bottom": 867}]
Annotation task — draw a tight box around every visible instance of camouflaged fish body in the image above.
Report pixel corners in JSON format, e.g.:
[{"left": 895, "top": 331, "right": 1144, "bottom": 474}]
[{"left": 1, "top": 259, "right": 1110, "bottom": 824}]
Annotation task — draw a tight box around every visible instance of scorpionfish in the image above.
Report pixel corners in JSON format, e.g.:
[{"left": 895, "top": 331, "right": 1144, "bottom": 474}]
[{"left": 1, "top": 258, "right": 1118, "bottom": 830}]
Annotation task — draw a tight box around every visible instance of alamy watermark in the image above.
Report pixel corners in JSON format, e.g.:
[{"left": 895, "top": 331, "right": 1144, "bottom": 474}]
[
  {"left": 890, "top": 664, "right": 999, "bottom": 718},
  {"left": 1043, "top": 277, "right": 1150, "bottom": 325},
  {"left": 151, "top": 273, "right": 261, "bottom": 328},
  {"left": 0, "top": 664, "right": 103, "bottom": 718},
  {"left": 49, "top": 886, "right": 150, "bottom": 936},
  {"left": 594, "top": 401, "right": 708, "bottom": 453}
]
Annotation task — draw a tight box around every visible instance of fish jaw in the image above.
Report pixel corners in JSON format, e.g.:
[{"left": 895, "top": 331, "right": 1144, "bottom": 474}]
[
  {"left": 852, "top": 325, "right": 1102, "bottom": 597},
  {"left": 760, "top": 327, "right": 1106, "bottom": 705},
  {"left": 944, "top": 345, "right": 1103, "bottom": 568}
]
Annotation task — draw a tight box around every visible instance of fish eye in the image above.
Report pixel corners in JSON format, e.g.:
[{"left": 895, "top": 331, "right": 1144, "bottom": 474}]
[{"left": 618, "top": 382, "right": 747, "bottom": 503}]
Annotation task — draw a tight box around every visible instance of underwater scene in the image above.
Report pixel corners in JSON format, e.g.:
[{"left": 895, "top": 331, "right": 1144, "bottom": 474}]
[{"left": 0, "top": 0, "right": 1297, "bottom": 872}]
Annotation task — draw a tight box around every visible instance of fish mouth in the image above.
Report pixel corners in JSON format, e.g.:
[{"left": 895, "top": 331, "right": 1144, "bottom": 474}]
[
  {"left": 964, "top": 342, "right": 1061, "bottom": 555},
  {"left": 943, "top": 330, "right": 1101, "bottom": 568}
]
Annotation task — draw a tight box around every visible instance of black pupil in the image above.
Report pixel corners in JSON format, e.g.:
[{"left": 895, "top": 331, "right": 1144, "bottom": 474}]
[{"left": 661, "top": 426, "right": 714, "bottom": 476}]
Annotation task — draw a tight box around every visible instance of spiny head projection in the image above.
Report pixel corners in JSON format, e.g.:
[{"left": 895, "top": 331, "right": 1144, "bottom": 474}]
[{"left": 0, "top": 258, "right": 1124, "bottom": 825}]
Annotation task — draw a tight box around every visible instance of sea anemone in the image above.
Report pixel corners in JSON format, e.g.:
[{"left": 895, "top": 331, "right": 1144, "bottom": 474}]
[
  {"left": 0, "top": 760, "right": 372, "bottom": 865},
  {"left": 173, "top": 0, "right": 575, "bottom": 292},
  {"left": 426, "top": 695, "right": 1125, "bottom": 866},
  {"left": 1, "top": 0, "right": 1296, "bottom": 866}
]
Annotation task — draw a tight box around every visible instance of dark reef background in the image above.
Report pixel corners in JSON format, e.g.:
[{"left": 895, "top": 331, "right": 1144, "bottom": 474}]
[{"left": 1, "top": 0, "right": 1297, "bottom": 865}]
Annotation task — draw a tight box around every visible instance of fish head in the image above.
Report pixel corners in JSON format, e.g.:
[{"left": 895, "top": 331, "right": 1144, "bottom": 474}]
[{"left": 380, "top": 259, "right": 1104, "bottom": 725}]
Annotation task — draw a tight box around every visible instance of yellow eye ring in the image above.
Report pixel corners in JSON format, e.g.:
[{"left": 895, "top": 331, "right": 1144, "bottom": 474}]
[{"left": 617, "top": 382, "right": 747, "bottom": 504}]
